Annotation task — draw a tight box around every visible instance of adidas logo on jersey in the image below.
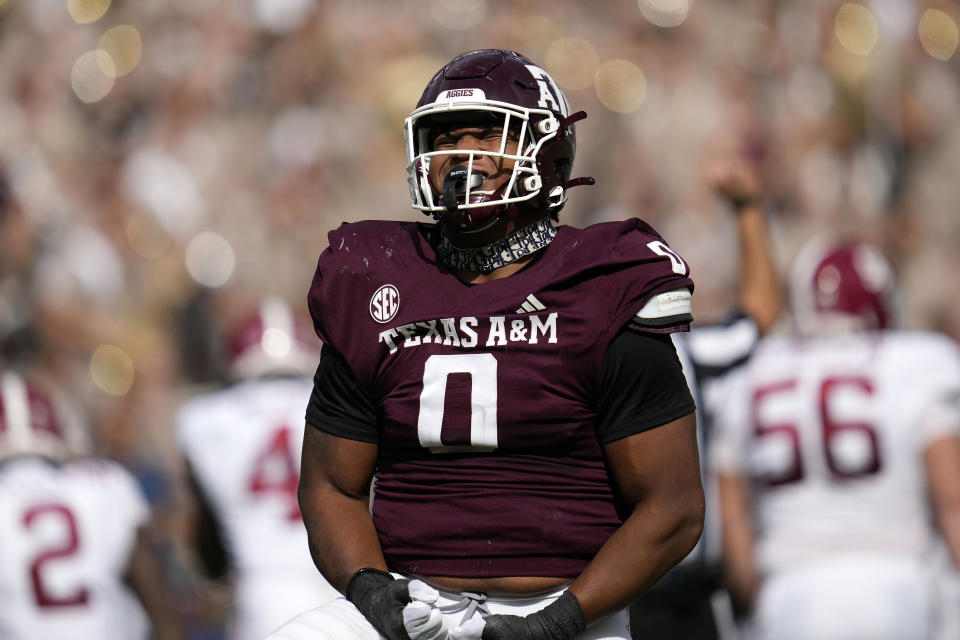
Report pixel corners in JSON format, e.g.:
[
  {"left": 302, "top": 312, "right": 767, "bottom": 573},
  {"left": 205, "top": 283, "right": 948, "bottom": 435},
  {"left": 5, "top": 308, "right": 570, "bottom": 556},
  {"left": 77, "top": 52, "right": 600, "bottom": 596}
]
[{"left": 515, "top": 294, "right": 546, "bottom": 315}]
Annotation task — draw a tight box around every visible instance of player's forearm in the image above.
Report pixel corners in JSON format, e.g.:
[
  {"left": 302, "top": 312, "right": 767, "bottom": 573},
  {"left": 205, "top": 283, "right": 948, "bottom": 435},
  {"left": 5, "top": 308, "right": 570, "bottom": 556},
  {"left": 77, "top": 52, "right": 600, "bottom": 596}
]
[
  {"left": 734, "top": 205, "right": 782, "bottom": 334},
  {"left": 299, "top": 482, "right": 387, "bottom": 593},
  {"left": 566, "top": 483, "right": 704, "bottom": 624}
]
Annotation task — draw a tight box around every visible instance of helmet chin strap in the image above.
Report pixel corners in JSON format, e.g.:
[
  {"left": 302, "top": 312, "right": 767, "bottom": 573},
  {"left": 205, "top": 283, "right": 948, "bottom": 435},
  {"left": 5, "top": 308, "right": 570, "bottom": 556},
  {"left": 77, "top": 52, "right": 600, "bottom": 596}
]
[{"left": 434, "top": 216, "right": 557, "bottom": 274}]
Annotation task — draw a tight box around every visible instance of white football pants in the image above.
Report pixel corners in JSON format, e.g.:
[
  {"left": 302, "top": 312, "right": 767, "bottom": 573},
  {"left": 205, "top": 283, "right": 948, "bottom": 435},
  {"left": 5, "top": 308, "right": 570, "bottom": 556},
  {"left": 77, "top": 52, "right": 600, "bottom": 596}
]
[{"left": 749, "top": 554, "right": 937, "bottom": 640}]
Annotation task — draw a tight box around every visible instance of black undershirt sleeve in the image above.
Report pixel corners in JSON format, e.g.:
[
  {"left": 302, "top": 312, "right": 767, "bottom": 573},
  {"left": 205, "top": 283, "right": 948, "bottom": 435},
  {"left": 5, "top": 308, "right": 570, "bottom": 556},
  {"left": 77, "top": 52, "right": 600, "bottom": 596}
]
[
  {"left": 305, "top": 344, "right": 379, "bottom": 443},
  {"left": 595, "top": 329, "right": 696, "bottom": 445}
]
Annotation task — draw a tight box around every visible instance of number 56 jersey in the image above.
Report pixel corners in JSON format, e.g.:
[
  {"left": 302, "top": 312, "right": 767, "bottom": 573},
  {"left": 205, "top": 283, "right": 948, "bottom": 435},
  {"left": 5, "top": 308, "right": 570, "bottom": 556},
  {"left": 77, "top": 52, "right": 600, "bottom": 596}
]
[
  {"left": 307, "top": 218, "right": 694, "bottom": 579},
  {"left": 710, "top": 330, "right": 960, "bottom": 574}
]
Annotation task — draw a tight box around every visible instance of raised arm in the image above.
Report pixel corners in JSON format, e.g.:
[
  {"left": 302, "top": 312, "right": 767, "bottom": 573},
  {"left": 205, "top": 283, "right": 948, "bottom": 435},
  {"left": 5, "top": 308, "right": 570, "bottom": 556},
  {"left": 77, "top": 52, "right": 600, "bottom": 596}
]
[{"left": 711, "top": 160, "right": 783, "bottom": 334}]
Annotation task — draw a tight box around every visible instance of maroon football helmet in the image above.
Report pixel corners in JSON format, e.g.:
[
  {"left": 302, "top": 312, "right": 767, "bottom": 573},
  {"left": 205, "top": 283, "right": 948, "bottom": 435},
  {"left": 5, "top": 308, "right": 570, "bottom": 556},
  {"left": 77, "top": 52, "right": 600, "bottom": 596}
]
[
  {"left": 404, "top": 49, "right": 593, "bottom": 228},
  {"left": 227, "top": 296, "right": 322, "bottom": 379},
  {"left": 789, "top": 236, "right": 898, "bottom": 333},
  {"left": 0, "top": 371, "right": 88, "bottom": 460}
]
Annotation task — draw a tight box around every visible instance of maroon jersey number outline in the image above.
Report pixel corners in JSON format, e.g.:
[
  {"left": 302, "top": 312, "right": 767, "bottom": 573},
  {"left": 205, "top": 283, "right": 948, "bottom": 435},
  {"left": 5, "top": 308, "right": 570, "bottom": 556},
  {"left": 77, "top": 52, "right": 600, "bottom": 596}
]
[
  {"left": 22, "top": 503, "right": 90, "bottom": 608},
  {"left": 248, "top": 425, "right": 302, "bottom": 521},
  {"left": 751, "top": 380, "right": 804, "bottom": 486},
  {"left": 820, "top": 376, "right": 881, "bottom": 478},
  {"left": 751, "top": 375, "right": 882, "bottom": 486}
]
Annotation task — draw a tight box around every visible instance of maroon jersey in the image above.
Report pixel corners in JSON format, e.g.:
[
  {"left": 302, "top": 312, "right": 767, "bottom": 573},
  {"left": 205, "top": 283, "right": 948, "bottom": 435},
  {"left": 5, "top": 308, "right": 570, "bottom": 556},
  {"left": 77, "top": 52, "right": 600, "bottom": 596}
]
[{"left": 307, "top": 219, "right": 694, "bottom": 578}]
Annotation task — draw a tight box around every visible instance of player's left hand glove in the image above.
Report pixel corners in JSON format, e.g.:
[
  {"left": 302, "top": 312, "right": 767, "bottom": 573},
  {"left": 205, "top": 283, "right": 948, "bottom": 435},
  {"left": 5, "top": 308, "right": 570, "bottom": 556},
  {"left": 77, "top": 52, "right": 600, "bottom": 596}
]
[
  {"left": 346, "top": 568, "right": 447, "bottom": 640},
  {"left": 403, "top": 580, "right": 448, "bottom": 640},
  {"left": 449, "top": 591, "right": 586, "bottom": 640}
]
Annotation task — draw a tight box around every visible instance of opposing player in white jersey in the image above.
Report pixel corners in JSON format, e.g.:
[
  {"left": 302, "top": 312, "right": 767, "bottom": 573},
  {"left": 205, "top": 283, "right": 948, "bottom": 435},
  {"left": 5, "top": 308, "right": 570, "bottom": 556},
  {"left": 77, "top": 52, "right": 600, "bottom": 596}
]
[
  {"left": 0, "top": 369, "right": 185, "bottom": 640},
  {"left": 711, "top": 237, "right": 960, "bottom": 640},
  {"left": 176, "top": 296, "right": 339, "bottom": 640}
]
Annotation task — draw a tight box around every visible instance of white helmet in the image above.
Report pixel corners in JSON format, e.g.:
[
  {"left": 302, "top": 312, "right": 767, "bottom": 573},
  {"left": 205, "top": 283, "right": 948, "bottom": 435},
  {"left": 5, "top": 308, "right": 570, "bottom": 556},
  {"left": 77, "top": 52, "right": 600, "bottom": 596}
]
[
  {"left": 0, "top": 371, "right": 90, "bottom": 461},
  {"left": 226, "top": 296, "right": 322, "bottom": 380},
  {"left": 788, "top": 235, "right": 899, "bottom": 334}
]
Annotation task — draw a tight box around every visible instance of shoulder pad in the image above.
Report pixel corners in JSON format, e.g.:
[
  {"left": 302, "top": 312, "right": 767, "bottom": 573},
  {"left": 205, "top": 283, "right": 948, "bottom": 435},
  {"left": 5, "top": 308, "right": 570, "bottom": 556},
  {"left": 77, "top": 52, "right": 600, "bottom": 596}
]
[{"left": 633, "top": 288, "right": 693, "bottom": 327}]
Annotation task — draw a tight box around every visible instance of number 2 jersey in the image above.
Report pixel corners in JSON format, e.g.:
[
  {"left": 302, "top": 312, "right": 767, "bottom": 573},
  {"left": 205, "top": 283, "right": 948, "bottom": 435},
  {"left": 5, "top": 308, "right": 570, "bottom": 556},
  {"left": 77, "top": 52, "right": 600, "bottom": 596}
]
[
  {"left": 710, "top": 330, "right": 960, "bottom": 575},
  {"left": 305, "top": 218, "right": 696, "bottom": 578},
  {"left": 0, "top": 456, "right": 150, "bottom": 639}
]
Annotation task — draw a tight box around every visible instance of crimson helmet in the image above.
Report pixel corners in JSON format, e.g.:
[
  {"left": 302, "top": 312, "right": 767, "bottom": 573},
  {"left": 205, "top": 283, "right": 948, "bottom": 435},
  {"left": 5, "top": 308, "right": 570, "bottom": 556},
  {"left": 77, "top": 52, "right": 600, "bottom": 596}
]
[
  {"left": 789, "top": 236, "right": 898, "bottom": 334},
  {"left": 0, "top": 371, "right": 89, "bottom": 460},
  {"left": 404, "top": 49, "right": 593, "bottom": 229},
  {"left": 227, "top": 296, "right": 321, "bottom": 379}
]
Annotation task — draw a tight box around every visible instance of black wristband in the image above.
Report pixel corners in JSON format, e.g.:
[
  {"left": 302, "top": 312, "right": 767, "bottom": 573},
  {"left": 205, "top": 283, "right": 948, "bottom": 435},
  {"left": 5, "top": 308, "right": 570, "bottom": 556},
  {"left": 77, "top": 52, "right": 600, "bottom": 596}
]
[
  {"left": 538, "top": 591, "right": 587, "bottom": 638},
  {"left": 480, "top": 590, "right": 586, "bottom": 640},
  {"left": 728, "top": 194, "right": 761, "bottom": 211},
  {"left": 345, "top": 568, "right": 412, "bottom": 640},
  {"left": 346, "top": 567, "right": 395, "bottom": 603}
]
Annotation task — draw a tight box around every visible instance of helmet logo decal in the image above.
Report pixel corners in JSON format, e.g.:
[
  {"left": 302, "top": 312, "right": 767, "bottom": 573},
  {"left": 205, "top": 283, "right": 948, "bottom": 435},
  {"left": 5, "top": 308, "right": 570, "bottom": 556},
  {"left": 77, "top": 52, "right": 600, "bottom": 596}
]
[
  {"left": 525, "top": 65, "right": 570, "bottom": 117},
  {"left": 370, "top": 284, "right": 400, "bottom": 324},
  {"left": 437, "top": 88, "right": 487, "bottom": 102}
]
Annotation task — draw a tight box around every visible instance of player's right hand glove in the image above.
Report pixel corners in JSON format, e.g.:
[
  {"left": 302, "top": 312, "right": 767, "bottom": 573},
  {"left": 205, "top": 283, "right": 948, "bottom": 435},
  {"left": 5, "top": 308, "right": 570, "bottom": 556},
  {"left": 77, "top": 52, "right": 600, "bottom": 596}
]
[
  {"left": 346, "top": 568, "right": 447, "bottom": 640},
  {"left": 449, "top": 590, "right": 586, "bottom": 640}
]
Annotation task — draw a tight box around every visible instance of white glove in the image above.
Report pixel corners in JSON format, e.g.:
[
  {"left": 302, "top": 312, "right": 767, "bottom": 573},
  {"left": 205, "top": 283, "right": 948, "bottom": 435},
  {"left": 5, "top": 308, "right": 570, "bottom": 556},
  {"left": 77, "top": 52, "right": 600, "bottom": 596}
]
[
  {"left": 448, "top": 616, "right": 485, "bottom": 640},
  {"left": 402, "top": 580, "right": 447, "bottom": 640}
]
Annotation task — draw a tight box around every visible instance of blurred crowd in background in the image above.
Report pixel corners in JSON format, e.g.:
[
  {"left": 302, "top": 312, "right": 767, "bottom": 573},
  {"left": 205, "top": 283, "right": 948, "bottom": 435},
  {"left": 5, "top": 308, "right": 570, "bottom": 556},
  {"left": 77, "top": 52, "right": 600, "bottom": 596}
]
[{"left": 1, "top": 0, "right": 959, "bottom": 636}]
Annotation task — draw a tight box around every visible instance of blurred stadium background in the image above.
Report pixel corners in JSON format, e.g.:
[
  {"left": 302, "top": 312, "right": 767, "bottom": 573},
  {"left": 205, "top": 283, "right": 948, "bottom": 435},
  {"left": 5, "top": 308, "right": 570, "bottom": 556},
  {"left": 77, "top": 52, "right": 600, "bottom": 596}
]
[{"left": 1, "top": 0, "right": 958, "bottom": 635}]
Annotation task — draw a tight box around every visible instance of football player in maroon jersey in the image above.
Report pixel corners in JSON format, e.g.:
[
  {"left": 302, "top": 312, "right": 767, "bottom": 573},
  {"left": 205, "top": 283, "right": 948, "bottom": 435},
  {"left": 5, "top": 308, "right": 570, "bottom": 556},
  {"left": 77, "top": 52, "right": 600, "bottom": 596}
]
[{"left": 271, "top": 50, "right": 704, "bottom": 640}]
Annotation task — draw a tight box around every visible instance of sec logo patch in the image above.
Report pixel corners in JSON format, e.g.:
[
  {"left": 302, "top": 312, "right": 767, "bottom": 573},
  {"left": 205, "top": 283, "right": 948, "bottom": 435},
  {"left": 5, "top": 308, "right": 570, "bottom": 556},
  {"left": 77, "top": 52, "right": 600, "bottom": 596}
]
[{"left": 370, "top": 284, "right": 400, "bottom": 323}]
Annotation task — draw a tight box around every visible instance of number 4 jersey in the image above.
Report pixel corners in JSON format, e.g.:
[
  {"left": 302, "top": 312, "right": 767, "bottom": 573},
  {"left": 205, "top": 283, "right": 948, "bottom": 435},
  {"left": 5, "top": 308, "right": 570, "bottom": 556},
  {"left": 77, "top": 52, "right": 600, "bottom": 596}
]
[
  {"left": 710, "top": 330, "right": 960, "bottom": 574},
  {"left": 306, "top": 218, "right": 695, "bottom": 578},
  {"left": 176, "top": 377, "right": 340, "bottom": 640}
]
